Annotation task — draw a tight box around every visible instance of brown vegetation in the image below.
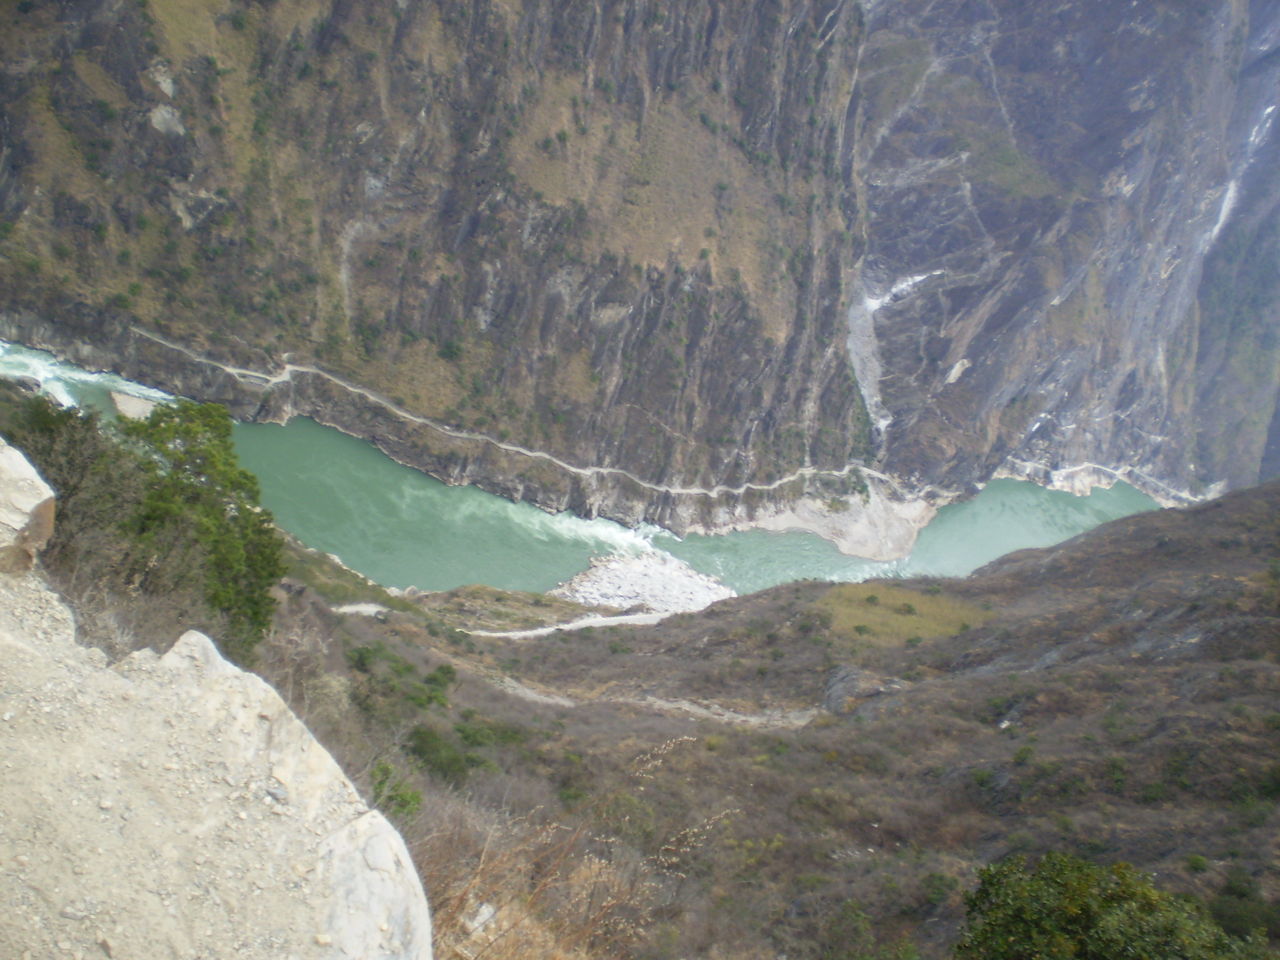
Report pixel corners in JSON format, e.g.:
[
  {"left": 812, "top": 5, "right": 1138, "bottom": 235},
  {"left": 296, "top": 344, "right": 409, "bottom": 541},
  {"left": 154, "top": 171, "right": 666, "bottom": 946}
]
[{"left": 11, "top": 387, "right": 1279, "bottom": 957}]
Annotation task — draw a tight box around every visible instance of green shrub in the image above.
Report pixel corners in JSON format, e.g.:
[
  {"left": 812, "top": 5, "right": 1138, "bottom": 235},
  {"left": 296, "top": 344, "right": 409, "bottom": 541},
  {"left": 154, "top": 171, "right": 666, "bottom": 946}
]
[
  {"left": 817, "top": 900, "right": 919, "bottom": 960},
  {"left": 1211, "top": 868, "right": 1280, "bottom": 941},
  {"left": 423, "top": 663, "right": 457, "bottom": 692},
  {"left": 371, "top": 761, "right": 421, "bottom": 818},
  {"left": 347, "top": 645, "right": 379, "bottom": 673},
  {"left": 922, "top": 872, "right": 958, "bottom": 906},
  {"left": 0, "top": 393, "right": 283, "bottom": 661},
  {"left": 406, "top": 724, "right": 470, "bottom": 784},
  {"left": 956, "top": 852, "right": 1270, "bottom": 960}
]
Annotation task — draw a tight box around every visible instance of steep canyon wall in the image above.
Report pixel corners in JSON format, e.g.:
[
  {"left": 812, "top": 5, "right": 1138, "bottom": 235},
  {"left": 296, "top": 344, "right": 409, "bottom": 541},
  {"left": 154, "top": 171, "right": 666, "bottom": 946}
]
[{"left": 1, "top": 0, "right": 1277, "bottom": 537}]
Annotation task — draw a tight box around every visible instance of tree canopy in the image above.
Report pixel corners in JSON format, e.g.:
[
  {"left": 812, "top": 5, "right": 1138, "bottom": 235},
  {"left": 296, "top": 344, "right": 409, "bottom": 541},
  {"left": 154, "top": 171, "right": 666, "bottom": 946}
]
[
  {"left": 955, "top": 852, "right": 1275, "bottom": 960},
  {"left": 0, "top": 390, "right": 283, "bottom": 661},
  {"left": 119, "top": 400, "right": 284, "bottom": 656}
]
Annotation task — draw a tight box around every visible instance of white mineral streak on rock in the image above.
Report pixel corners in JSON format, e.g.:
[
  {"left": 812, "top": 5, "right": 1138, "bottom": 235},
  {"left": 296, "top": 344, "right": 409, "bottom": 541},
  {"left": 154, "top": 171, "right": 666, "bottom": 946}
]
[
  {"left": 846, "top": 271, "right": 944, "bottom": 435},
  {"left": 551, "top": 550, "right": 735, "bottom": 614},
  {"left": 1208, "top": 105, "right": 1276, "bottom": 247},
  {"left": 1208, "top": 179, "right": 1239, "bottom": 245},
  {"left": 0, "top": 443, "right": 432, "bottom": 960},
  {"left": 0, "top": 437, "right": 55, "bottom": 571},
  {"left": 845, "top": 289, "right": 892, "bottom": 436},
  {"left": 945, "top": 358, "right": 972, "bottom": 384},
  {"left": 1250, "top": 104, "right": 1276, "bottom": 148},
  {"left": 147, "top": 62, "right": 176, "bottom": 98}
]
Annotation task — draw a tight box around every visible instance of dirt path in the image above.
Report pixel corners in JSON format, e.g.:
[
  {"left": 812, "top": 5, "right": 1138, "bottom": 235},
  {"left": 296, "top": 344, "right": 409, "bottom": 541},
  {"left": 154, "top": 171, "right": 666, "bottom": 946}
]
[{"left": 131, "top": 326, "right": 871, "bottom": 499}]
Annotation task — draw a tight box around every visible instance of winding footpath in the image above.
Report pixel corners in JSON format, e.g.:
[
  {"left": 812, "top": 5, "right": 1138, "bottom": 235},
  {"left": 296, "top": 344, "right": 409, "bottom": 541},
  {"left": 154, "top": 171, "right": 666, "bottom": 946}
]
[
  {"left": 131, "top": 327, "right": 875, "bottom": 501},
  {"left": 489, "top": 671, "right": 817, "bottom": 730},
  {"left": 468, "top": 611, "right": 669, "bottom": 639}
]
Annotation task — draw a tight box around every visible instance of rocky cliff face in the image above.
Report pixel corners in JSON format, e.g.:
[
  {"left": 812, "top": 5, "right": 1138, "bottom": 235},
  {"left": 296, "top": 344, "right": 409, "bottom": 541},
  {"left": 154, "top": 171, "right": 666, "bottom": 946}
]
[
  {"left": 0, "top": 441, "right": 433, "bottom": 960},
  {"left": 854, "top": 0, "right": 1280, "bottom": 503},
  {"left": 0, "top": 435, "right": 54, "bottom": 570},
  {"left": 0, "top": 0, "right": 1277, "bottom": 540}
]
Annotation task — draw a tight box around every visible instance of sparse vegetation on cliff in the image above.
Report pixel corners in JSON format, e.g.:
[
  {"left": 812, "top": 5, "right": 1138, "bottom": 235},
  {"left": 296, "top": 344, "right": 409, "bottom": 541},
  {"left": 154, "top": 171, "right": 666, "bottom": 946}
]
[
  {"left": 0, "top": 385, "right": 283, "bottom": 661},
  {"left": 0, "top": 0, "right": 872, "bottom": 531}
]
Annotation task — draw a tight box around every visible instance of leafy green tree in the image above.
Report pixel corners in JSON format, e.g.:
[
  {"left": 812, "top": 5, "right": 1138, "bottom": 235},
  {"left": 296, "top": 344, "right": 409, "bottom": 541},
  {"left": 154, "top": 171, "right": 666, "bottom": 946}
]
[
  {"left": 120, "top": 400, "right": 284, "bottom": 658},
  {"left": 955, "top": 852, "right": 1275, "bottom": 960},
  {"left": 0, "top": 389, "right": 283, "bottom": 662}
]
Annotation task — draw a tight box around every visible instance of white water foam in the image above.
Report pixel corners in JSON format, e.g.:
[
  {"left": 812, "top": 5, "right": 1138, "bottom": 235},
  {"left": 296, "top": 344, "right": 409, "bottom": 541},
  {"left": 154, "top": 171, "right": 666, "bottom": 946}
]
[
  {"left": 0, "top": 341, "right": 171, "bottom": 410},
  {"left": 522, "top": 508, "right": 659, "bottom": 556}
]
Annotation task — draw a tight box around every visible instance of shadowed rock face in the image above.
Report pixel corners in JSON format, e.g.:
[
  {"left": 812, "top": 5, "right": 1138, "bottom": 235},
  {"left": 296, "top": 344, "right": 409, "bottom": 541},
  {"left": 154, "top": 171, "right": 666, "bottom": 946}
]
[
  {"left": 0, "top": 0, "right": 1277, "bottom": 531},
  {"left": 854, "top": 0, "right": 1280, "bottom": 501}
]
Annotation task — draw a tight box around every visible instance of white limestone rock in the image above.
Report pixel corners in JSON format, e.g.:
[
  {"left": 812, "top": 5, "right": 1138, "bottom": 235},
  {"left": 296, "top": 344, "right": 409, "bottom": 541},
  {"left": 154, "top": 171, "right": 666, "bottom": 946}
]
[
  {"left": 0, "top": 494, "right": 433, "bottom": 960},
  {"left": 551, "top": 549, "right": 735, "bottom": 614},
  {"left": 0, "top": 436, "right": 55, "bottom": 571},
  {"left": 111, "top": 389, "right": 158, "bottom": 419}
]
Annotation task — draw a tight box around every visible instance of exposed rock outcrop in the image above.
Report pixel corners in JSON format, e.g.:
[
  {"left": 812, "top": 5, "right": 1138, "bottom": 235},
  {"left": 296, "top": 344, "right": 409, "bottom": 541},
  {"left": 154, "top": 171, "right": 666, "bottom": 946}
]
[
  {"left": 0, "top": 448, "right": 432, "bottom": 960},
  {"left": 0, "top": 436, "right": 54, "bottom": 571},
  {"left": 550, "top": 549, "right": 735, "bottom": 614}
]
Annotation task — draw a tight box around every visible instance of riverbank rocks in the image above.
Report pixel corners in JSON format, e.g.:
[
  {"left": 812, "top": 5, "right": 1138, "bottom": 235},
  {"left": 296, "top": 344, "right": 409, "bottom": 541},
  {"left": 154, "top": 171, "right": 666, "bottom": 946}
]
[
  {"left": 0, "top": 442, "right": 432, "bottom": 959},
  {"left": 551, "top": 550, "right": 735, "bottom": 614},
  {"left": 0, "top": 437, "right": 55, "bottom": 572}
]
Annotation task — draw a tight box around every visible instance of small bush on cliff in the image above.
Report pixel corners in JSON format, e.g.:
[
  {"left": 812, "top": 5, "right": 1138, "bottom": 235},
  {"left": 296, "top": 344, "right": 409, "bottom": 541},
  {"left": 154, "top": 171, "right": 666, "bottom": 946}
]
[
  {"left": 119, "top": 399, "right": 285, "bottom": 656},
  {"left": 0, "top": 389, "right": 283, "bottom": 661},
  {"left": 955, "top": 852, "right": 1274, "bottom": 960}
]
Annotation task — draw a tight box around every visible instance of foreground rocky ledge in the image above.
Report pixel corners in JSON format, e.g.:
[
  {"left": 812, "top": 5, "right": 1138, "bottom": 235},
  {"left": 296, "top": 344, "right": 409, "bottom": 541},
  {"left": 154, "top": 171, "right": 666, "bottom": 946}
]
[{"left": 0, "top": 441, "right": 432, "bottom": 960}]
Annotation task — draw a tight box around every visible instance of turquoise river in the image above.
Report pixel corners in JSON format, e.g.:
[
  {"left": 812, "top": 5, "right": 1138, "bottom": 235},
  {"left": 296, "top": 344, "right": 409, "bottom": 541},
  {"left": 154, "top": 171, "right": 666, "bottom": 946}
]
[{"left": 0, "top": 340, "right": 1159, "bottom": 597}]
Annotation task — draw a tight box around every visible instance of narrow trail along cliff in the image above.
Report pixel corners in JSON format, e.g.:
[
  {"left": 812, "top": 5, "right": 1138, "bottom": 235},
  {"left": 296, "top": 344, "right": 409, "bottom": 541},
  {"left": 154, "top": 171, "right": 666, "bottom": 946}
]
[{"left": 129, "top": 325, "right": 872, "bottom": 499}]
